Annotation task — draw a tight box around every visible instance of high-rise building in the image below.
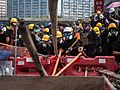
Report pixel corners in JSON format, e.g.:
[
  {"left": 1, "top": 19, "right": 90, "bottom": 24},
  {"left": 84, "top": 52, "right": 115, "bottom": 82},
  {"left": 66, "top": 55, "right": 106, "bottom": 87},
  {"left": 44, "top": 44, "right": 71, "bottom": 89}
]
[
  {"left": 7, "top": 0, "right": 94, "bottom": 20},
  {"left": 0, "top": 0, "right": 7, "bottom": 17},
  {"left": 7, "top": 0, "right": 49, "bottom": 19},
  {"left": 59, "top": 0, "right": 94, "bottom": 20}
]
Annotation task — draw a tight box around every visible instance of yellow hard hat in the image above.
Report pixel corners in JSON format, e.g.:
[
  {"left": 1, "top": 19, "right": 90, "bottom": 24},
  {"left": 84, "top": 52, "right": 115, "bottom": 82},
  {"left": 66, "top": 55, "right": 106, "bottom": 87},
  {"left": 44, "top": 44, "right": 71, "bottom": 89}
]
[
  {"left": 57, "top": 31, "right": 62, "bottom": 38},
  {"left": 79, "top": 23, "right": 83, "bottom": 29},
  {"left": 43, "top": 28, "right": 49, "bottom": 33},
  {"left": 10, "top": 18, "right": 18, "bottom": 23},
  {"left": 28, "top": 24, "right": 34, "bottom": 30},
  {"left": 42, "top": 35, "right": 50, "bottom": 41},
  {"left": 97, "top": 10, "right": 101, "bottom": 15},
  {"left": 96, "top": 22, "right": 102, "bottom": 27},
  {"left": 93, "top": 27, "right": 100, "bottom": 34},
  {"left": 108, "top": 23, "right": 117, "bottom": 29}
]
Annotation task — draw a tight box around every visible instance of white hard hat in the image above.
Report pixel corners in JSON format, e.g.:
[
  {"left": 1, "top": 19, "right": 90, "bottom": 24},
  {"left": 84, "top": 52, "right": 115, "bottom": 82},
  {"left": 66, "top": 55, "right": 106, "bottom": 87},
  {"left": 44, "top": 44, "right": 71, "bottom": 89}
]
[
  {"left": 64, "top": 27, "right": 73, "bottom": 32},
  {"left": 109, "top": 8, "right": 115, "bottom": 13},
  {"left": 99, "top": 14, "right": 104, "bottom": 19}
]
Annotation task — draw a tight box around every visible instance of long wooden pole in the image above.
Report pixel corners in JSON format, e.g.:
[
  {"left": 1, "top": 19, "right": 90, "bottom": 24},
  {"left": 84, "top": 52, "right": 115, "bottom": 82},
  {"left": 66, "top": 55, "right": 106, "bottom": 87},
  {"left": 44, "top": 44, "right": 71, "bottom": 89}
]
[
  {"left": 18, "top": 20, "right": 48, "bottom": 77},
  {"left": 49, "top": 0, "right": 58, "bottom": 56},
  {"left": 52, "top": 49, "right": 62, "bottom": 76},
  {"left": 66, "top": 33, "right": 80, "bottom": 53},
  {"left": 102, "top": 74, "right": 117, "bottom": 90},
  {"left": 99, "top": 70, "right": 120, "bottom": 80},
  {"left": 66, "top": 39, "right": 79, "bottom": 53},
  {"left": 55, "top": 52, "right": 82, "bottom": 76}
]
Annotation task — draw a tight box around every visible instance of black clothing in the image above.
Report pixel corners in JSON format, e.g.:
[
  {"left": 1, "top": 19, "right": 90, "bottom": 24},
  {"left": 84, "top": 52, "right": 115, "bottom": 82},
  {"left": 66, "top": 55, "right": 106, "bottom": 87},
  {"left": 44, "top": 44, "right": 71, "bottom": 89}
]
[
  {"left": 112, "top": 40, "right": 120, "bottom": 63},
  {"left": 0, "top": 33, "right": 6, "bottom": 43},
  {"left": 63, "top": 38, "right": 81, "bottom": 56},
  {"left": 100, "top": 30, "right": 109, "bottom": 55},
  {"left": 37, "top": 41, "right": 53, "bottom": 55}
]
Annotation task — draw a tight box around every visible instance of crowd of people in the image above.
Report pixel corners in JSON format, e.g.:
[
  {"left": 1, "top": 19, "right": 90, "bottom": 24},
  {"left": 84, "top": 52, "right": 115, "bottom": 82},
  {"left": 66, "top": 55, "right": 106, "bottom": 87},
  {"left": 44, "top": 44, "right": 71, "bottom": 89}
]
[{"left": 0, "top": 8, "right": 120, "bottom": 63}]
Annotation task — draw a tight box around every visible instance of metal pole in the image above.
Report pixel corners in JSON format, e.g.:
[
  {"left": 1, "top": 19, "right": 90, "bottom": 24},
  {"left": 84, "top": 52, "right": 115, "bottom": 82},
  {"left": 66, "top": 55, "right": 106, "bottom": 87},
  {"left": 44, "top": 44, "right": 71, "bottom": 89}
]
[{"left": 14, "top": 26, "right": 18, "bottom": 76}]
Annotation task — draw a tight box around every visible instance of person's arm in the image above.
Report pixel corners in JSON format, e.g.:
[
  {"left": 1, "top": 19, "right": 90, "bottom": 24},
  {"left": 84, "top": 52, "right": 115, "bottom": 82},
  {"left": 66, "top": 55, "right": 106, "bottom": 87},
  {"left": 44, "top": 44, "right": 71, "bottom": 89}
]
[{"left": 6, "top": 37, "right": 10, "bottom": 43}]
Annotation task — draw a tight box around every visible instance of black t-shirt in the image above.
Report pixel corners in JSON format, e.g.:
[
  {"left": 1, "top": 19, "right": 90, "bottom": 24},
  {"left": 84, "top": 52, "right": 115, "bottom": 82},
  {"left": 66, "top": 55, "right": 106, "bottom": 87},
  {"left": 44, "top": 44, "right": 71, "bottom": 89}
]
[{"left": 112, "top": 40, "right": 120, "bottom": 63}]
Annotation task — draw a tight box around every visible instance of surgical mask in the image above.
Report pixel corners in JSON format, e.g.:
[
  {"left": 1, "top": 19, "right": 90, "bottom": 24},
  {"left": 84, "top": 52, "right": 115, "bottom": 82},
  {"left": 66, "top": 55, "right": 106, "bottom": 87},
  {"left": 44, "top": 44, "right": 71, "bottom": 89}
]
[
  {"left": 42, "top": 43, "right": 47, "bottom": 48},
  {"left": 34, "top": 29, "right": 39, "bottom": 33}
]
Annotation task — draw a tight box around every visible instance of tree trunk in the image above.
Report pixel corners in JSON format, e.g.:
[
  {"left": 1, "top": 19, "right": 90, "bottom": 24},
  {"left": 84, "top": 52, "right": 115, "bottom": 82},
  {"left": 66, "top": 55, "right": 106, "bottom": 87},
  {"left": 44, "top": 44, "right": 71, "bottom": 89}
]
[
  {"left": 18, "top": 21, "right": 48, "bottom": 77},
  {"left": 48, "top": 0, "right": 58, "bottom": 56}
]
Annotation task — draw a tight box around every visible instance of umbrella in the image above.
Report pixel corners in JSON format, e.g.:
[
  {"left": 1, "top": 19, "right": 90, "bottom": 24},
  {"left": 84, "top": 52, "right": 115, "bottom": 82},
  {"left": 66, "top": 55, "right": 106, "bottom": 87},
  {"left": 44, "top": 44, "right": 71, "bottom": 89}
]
[{"left": 107, "top": 1, "right": 120, "bottom": 8}]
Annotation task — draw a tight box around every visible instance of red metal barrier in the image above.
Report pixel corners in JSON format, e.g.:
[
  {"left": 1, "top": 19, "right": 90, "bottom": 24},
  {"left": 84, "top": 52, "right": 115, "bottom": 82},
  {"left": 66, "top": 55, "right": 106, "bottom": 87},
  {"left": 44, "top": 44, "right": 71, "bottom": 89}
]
[
  {"left": 64, "top": 56, "right": 117, "bottom": 76},
  {"left": 8, "top": 56, "right": 58, "bottom": 75},
  {"left": 8, "top": 55, "right": 120, "bottom": 76}
]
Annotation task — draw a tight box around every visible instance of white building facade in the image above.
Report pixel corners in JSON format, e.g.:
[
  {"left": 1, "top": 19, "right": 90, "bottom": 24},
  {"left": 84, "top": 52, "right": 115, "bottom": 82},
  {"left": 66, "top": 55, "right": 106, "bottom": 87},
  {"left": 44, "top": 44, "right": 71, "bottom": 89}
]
[
  {"left": 59, "top": 0, "right": 94, "bottom": 20},
  {"left": 7, "top": 0, "right": 49, "bottom": 19},
  {"left": 0, "top": 0, "right": 7, "bottom": 17}
]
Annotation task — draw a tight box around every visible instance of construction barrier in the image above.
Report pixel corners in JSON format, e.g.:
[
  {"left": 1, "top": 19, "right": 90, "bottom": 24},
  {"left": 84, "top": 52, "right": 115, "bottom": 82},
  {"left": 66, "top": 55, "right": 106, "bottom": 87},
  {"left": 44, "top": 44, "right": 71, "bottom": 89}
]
[
  {"left": 8, "top": 56, "right": 59, "bottom": 75},
  {"left": 8, "top": 55, "right": 120, "bottom": 77},
  {"left": 65, "top": 56, "right": 117, "bottom": 76}
]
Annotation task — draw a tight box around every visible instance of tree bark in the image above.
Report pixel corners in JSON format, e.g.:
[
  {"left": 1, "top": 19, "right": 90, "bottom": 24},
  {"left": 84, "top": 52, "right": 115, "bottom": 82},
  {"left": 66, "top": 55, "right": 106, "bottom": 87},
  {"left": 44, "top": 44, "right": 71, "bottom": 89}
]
[
  {"left": 99, "top": 70, "right": 120, "bottom": 80},
  {"left": 18, "top": 20, "right": 48, "bottom": 77},
  {"left": 48, "top": 0, "right": 58, "bottom": 56}
]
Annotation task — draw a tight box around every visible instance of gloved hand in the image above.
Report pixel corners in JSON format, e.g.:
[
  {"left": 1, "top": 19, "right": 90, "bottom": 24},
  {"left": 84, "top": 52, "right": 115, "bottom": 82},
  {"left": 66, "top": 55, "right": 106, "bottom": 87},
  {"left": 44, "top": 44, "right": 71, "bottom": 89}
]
[{"left": 68, "top": 48, "right": 73, "bottom": 51}]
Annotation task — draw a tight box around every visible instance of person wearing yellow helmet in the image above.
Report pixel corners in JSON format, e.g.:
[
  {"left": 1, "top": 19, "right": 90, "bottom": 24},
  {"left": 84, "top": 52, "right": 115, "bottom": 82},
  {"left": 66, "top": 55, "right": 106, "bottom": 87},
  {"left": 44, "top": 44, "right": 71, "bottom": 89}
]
[
  {"left": 56, "top": 30, "right": 64, "bottom": 51},
  {"left": 57, "top": 31, "right": 62, "bottom": 38},
  {"left": 28, "top": 24, "right": 34, "bottom": 30},
  {"left": 37, "top": 34, "right": 54, "bottom": 55},
  {"left": 108, "top": 23, "right": 117, "bottom": 29},
  {"left": 42, "top": 35, "right": 50, "bottom": 42},
  {"left": 93, "top": 27, "right": 100, "bottom": 35},
  {"left": 10, "top": 18, "right": 18, "bottom": 26},
  {"left": 108, "top": 23, "right": 118, "bottom": 37},
  {"left": 9, "top": 18, "right": 24, "bottom": 46},
  {"left": 96, "top": 22, "right": 102, "bottom": 27},
  {"left": 43, "top": 28, "right": 49, "bottom": 33},
  {"left": 28, "top": 24, "right": 41, "bottom": 47},
  {"left": 107, "top": 23, "right": 119, "bottom": 55},
  {"left": 86, "top": 26, "right": 102, "bottom": 57},
  {"left": 43, "top": 28, "right": 50, "bottom": 35}
]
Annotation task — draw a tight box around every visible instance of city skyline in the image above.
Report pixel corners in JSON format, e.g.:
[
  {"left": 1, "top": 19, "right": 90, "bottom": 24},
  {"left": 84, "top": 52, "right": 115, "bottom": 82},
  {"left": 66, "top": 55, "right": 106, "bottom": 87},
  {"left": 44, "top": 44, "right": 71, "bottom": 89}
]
[{"left": 7, "top": 0, "right": 94, "bottom": 20}]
